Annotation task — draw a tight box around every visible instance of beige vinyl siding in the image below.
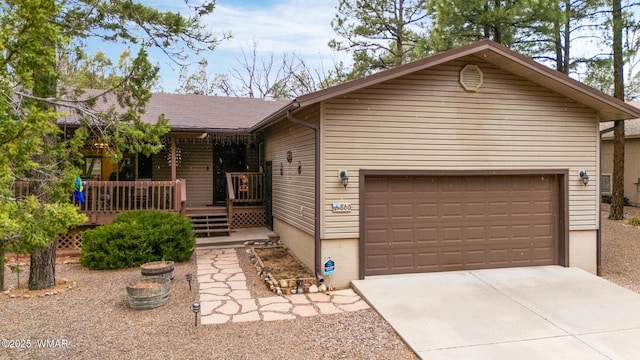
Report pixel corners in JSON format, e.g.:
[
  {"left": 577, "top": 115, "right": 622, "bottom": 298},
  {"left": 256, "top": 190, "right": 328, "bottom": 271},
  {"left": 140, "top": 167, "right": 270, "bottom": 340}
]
[
  {"left": 153, "top": 139, "right": 213, "bottom": 207},
  {"left": 322, "top": 57, "right": 599, "bottom": 239},
  {"left": 264, "top": 106, "right": 318, "bottom": 235}
]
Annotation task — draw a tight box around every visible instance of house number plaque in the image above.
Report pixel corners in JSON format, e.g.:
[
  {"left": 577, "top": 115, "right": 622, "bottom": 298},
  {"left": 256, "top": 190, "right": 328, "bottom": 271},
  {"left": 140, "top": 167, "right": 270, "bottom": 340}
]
[{"left": 332, "top": 202, "right": 351, "bottom": 213}]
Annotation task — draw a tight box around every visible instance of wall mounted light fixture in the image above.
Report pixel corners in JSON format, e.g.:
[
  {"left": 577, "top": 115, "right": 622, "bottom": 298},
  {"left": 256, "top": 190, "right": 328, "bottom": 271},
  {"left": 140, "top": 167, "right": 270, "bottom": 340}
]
[
  {"left": 298, "top": 161, "right": 302, "bottom": 175},
  {"left": 280, "top": 162, "right": 283, "bottom": 176},
  {"left": 579, "top": 170, "right": 589, "bottom": 186},
  {"left": 340, "top": 170, "right": 349, "bottom": 188},
  {"left": 286, "top": 151, "right": 293, "bottom": 163}
]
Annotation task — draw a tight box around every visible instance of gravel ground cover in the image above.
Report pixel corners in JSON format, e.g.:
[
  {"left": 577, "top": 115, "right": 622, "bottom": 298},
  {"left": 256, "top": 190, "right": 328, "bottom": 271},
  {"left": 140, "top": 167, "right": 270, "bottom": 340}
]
[
  {"left": 0, "top": 248, "right": 416, "bottom": 360},
  {"left": 600, "top": 204, "right": 640, "bottom": 293},
  {"left": 2, "top": 206, "right": 640, "bottom": 360}
]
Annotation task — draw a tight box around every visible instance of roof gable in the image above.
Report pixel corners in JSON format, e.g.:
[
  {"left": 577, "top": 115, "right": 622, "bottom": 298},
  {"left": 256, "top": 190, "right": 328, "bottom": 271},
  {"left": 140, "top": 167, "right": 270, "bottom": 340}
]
[{"left": 253, "top": 39, "right": 640, "bottom": 130}]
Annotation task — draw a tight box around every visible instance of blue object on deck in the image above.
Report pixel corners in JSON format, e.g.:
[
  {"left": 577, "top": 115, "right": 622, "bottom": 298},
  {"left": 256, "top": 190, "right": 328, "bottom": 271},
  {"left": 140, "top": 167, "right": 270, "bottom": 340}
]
[{"left": 74, "top": 177, "right": 85, "bottom": 203}]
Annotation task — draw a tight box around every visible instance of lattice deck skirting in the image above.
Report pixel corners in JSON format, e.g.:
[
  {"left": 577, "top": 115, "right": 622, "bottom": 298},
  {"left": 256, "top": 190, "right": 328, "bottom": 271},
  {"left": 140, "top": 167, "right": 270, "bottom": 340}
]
[
  {"left": 56, "top": 227, "right": 88, "bottom": 250},
  {"left": 55, "top": 207, "right": 266, "bottom": 249},
  {"left": 232, "top": 207, "right": 266, "bottom": 228}
]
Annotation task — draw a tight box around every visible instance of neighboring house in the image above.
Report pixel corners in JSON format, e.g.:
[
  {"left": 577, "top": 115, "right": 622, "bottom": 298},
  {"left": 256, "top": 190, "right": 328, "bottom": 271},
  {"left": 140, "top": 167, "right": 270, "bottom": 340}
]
[
  {"left": 601, "top": 101, "right": 640, "bottom": 205},
  {"left": 252, "top": 39, "right": 640, "bottom": 288},
  {"left": 50, "top": 39, "right": 640, "bottom": 289}
]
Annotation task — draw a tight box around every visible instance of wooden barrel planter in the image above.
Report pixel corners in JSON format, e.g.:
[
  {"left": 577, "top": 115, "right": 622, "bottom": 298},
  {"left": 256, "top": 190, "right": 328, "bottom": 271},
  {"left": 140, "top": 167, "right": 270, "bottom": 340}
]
[
  {"left": 140, "top": 260, "right": 174, "bottom": 280},
  {"left": 126, "top": 276, "right": 171, "bottom": 310}
]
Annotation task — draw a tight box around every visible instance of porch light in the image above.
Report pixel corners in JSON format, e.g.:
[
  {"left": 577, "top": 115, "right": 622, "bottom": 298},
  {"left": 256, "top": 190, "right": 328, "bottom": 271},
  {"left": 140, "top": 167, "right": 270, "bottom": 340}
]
[
  {"left": 280, "top": 163, "right": 283, "bottom": 176},
  {"left": 298, "top": 161, "right": 302, "bottom": 175},
  {"left": 287, "top": 151, "right": 293, "bottom": 163},
  {"left": 579, "top": 170, "right": 589, "bottom": 186},
  {"left": 92, "top": 141, "right": 109, "bottom": 149},
  {"left": 340, "top": 171, "right": 349, "bottom": 188},
  {"left": 192, "top": 302, "right": 200, "bottom": 326}
]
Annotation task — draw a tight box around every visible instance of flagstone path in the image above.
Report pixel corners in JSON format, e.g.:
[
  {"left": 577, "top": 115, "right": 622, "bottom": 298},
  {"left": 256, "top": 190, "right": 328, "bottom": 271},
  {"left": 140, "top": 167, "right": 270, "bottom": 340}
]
[{"left": 196, "top": 248, "right": 370, "bottom": 324}]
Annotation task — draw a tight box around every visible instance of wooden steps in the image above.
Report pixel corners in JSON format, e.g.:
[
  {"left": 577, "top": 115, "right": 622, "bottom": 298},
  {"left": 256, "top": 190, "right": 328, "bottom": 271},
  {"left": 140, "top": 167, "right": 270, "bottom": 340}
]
[
  {"left": 186, "top": 207, "right": 230, "bottom": 237},
  {"left": 195, "top": 228, "right": 278, "bottom": 249}
]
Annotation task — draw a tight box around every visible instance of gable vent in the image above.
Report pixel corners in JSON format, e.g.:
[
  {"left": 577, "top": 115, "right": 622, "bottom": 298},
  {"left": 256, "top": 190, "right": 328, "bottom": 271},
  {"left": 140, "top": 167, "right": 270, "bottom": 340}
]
[{"left": 460, "top": 64, "right": 483, "bottom": 92}]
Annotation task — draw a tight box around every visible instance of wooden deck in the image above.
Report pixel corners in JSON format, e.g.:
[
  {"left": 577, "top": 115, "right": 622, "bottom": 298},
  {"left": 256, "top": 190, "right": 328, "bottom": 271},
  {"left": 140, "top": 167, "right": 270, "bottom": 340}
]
[
  {"left": 12, "top": 179, "right": 187, "bottom": 225},
  {"left": 12, "top": 172, "right": 266, "bottom": 231}
]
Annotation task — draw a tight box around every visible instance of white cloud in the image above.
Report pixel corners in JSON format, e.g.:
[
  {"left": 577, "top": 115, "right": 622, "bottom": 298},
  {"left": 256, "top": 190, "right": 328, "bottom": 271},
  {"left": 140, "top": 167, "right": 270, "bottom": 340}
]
[
  {"left": 124, "top": 0, "right": 351, "bottom": 93},
  {"left": 210, "top": 0, "right": 339, "bottom": 56}
]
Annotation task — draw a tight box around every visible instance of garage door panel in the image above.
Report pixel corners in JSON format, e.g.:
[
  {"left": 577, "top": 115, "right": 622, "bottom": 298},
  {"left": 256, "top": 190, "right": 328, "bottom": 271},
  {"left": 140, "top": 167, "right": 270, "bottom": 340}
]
[
  {"left": 364, "top": 174, "right": 559, "bottom": 275},
  {"left": 391, "top": 203, "right": 414, "bottom": 218},
  {"left": 390, "top": 228, "right": 413, "bottom": 244},
  {"left": 391, "top": 253, "right": 416, "bottom": 270},
  {"left": 533, "top": 201, "right": 552, "bottom": 214},
  {"left": 366, "top": 255, "right": 390, "bottom": 272},
  {"left": 416, "top": 228, "right": 438, "bottom": 243},
  {"left": 441, "top": 251, "right": 463, "bottom": 267},
  {"left": 441, "top": 227, "right": 463, "bottom": 243},
  {"left": 466, "top": 202, "right": 487, "bottom": 216},
  {"left": 416, "top": 203, "right": 438, "bottom": 218},
  {"left": 414, "top": 178, "right": 439, "bottom": 192},
  {"left": 488, "top": 249, "right": 510, "bottom": 264},
  {"left": 416, "top": 252, "right": 439, "bottom": 267},
  {"left": 365, "top": 229, "right": 388, "bottom": 245},
  {"left": 441, "top": 203, "right": 463, "bottom": 217},
  {"left": 533, "top": 224, "right": 553, "bottom": 237},
  {"left": 512, "top": 201, "right": 533, "bottom": 215},
  {"left": 466, "top": 226, "right": 488, "bottom": 241},
  {"left": 390, "top": 178, "right": 414, "bottom": 193},
  {"left": 466, "top": 250, "right": 488, "bottom": 266},
  {"left": 366, "top": 204, "right": 388, "bottom": 219}
]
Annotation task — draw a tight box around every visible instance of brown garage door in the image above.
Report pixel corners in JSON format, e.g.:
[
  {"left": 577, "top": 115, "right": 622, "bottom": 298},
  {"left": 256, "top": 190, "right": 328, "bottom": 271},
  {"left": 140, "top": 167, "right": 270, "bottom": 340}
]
[{"left": 363, "top": 174, "right": 559, "bottom": 276}]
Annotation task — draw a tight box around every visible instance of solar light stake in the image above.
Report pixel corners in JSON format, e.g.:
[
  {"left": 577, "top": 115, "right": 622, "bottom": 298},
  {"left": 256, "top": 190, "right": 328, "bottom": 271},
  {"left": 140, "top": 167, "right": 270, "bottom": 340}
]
[
  {"left": 186, "top": 273, "right": 193, "bottom": 291},
  {"left": 192, "top": 302, "right": 200, "bottom": 326},
  {"left": 295, "top": 277, "right": 303, "bottom": 294}
]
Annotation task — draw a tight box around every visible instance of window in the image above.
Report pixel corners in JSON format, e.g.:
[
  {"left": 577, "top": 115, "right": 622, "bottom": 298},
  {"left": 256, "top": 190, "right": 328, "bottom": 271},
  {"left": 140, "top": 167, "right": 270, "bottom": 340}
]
[
  {"left": 601, "top": 174, "right": 612, "bottom": 194},
  {"left": 84, "top": 157, "right": 102, "bottom": 180}
]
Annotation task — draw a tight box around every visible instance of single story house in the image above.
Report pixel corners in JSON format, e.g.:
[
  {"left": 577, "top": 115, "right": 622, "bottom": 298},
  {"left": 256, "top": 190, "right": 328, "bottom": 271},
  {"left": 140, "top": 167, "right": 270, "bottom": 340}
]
[
  {"left": 252, "top": 39, "right": 640, "bottom": 288},
  {"left": 601, "top": 101, "right": 640, "bottom": 205},
  {"left": 51, "top": 39, "right": 640, "bottom": 288}
]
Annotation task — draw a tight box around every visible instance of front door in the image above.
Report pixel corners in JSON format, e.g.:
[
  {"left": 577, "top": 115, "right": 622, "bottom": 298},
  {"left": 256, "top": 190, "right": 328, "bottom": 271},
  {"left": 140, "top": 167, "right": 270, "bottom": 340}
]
[{"left": 213, "top": 142, "right": 246, "bottom": 205}]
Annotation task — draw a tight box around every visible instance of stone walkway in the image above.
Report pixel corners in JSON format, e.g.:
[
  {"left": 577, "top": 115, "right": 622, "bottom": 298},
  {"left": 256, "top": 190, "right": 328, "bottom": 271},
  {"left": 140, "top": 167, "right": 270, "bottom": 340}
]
[{"left": 196, "top": 248, "right": 370, "bottom": 324}]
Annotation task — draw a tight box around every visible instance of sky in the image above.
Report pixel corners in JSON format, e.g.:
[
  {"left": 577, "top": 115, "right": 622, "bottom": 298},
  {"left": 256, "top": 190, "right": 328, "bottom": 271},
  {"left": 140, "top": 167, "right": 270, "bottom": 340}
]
[{"left": 94, "top": 0, "right": 349, "bottom": 93}]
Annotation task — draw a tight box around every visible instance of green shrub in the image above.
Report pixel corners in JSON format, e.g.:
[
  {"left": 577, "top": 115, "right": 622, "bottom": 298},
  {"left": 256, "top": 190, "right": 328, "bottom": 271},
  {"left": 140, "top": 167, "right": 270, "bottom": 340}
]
[
  {"left": 80, "top": 210, "right": 195, "bottom": 270},
  {"left": 629, "top": 217, "right": 640, "bottom": 227},
  {"left": 602, "top": 195, "right": 630, "bottom": 206}
]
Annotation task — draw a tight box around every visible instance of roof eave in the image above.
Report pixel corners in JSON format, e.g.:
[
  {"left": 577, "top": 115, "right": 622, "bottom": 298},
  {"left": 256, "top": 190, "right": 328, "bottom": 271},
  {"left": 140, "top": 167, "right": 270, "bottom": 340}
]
[
  {"left": 287, "top": 39, "right": 640, "bottom": 122},
  {"left": 249, "top": 101, "right": 299, "bottom": 133},
  {"left": 476, "top": 46, "right": 640, "bottom": 121}
]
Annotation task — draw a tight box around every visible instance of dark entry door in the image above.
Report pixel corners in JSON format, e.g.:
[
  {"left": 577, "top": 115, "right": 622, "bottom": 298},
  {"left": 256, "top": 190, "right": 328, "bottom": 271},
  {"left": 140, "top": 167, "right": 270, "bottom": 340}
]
[
  {"left": 265, "top": 161, "right": 273, "bottom": 230},
  {"left": 213, "top": 142, "right": 246, "bottom": 205}
]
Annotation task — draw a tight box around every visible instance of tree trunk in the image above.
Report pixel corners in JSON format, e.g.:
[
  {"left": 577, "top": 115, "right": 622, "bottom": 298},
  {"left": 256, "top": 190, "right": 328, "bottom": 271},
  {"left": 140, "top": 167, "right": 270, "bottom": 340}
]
[
  {"left": 563, "top": 0, "right": 571, "bottom": 74},
  {"left": 28, "top": 0, "right": 59, "bottom": 290},
  {"left": 610, "top": 0, "right": 625, "bottom": 220},
  {"left": 29, "top": 240, "right": 56, "bottom": 290},
  {"left": 0, "top": 247, "right": 5, "bottom": 291}
]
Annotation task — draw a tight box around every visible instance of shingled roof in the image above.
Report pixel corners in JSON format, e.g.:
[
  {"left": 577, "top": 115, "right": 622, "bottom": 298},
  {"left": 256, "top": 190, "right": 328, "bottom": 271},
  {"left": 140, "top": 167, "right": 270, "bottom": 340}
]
[
  {"left": 601, "top": 101, "right": 640, "bottom": 139},
  {"left": 57, "top": 90, "right": 290, "bottom": 132}
]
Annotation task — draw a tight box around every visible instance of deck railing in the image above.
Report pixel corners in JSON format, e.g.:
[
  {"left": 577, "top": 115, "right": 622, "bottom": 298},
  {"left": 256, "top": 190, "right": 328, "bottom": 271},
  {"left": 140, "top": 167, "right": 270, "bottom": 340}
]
[
  {"left": 226, "top": 172, "right": 264, "bottom": 204},
  {"left": 226, "top": 172, "right": 265, "bottom": 229},
  {"left": 11, "top": 179, "right": 186, "bottom": 225}
]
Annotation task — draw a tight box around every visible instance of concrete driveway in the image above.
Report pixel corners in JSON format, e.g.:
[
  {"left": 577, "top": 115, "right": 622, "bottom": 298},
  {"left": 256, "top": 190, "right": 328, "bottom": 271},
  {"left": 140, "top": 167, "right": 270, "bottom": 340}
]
[{"left": 351, "top": 266, "right": 640, "bottom": 359}]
